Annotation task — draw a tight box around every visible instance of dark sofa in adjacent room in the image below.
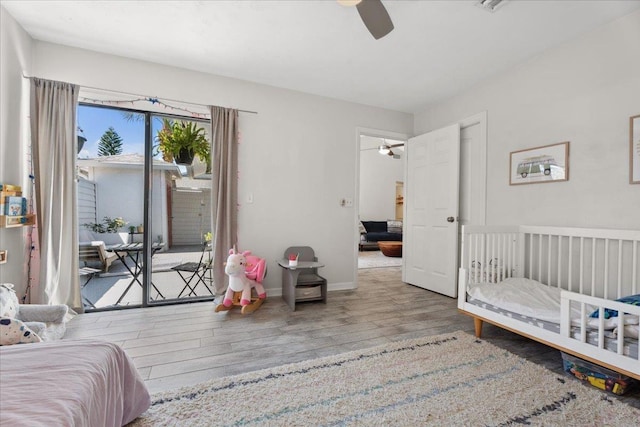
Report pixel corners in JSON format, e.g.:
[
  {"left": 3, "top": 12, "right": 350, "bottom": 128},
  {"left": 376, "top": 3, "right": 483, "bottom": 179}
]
[{"left": 359, "top": 220, "right": 403, "bottom": 250}]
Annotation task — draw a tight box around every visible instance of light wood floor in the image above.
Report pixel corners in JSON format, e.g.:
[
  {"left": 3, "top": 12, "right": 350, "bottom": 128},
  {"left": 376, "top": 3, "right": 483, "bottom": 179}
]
[{"left": 65, "top": 267, "right": 639, "bottom": 407}]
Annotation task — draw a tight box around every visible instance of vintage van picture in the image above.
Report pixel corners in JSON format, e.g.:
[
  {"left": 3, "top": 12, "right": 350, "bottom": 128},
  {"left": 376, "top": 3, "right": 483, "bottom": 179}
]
[
  {"left": 516, "top": 155, "right": 556, "bottom": 178},
  {"left": 510, "top": 142, "right": 569, "bottom": 185}
]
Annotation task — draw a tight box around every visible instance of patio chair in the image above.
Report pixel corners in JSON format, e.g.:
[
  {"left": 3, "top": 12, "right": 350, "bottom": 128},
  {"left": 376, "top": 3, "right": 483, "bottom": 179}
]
[
  {"left": 79, "top": 241, "right": 118, "bottom": 273},
  {"left": 171, "top": 244, "right": 214, "bottom": 298}
]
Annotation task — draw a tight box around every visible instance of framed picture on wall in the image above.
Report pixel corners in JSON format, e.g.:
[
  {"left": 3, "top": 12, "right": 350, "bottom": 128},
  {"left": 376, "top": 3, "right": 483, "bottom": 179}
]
[
  {"left": 631, "top": 114, "right": 640, "bottom": 184},
  {"left": 509, "top": 141, "right": 569, "bottom": 185}
]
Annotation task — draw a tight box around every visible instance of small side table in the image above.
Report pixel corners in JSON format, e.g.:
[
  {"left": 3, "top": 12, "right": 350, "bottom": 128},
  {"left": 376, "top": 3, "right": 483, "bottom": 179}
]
[{"left": 277, "top": 259, "right": 326, "bottom": 310}]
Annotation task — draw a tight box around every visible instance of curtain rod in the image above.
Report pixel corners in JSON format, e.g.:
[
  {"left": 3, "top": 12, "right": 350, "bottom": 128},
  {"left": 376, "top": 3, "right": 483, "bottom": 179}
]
[{"left": 22, "top": 74, "right": 258, "bottom": 115}]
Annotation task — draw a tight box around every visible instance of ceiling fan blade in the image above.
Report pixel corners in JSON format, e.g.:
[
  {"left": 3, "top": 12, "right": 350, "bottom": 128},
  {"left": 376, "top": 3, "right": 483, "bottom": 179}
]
[{"left": 356, "top": 0, "right": 394, "bottom": 40}]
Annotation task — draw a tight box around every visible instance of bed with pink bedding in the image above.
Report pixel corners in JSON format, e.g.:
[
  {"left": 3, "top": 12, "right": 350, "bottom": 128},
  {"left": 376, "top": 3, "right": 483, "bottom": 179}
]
[{"left": 0, "top": 339, "right": 150, "bottom": 427}]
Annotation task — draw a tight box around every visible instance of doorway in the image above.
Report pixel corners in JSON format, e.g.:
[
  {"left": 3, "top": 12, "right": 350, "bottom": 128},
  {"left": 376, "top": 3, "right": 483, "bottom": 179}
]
[
  {"left": 355, "top": 129, "right": 409, "bottom": 274},
  {"left": 354, "top": 113, "right": 487, "bottom": 293}
]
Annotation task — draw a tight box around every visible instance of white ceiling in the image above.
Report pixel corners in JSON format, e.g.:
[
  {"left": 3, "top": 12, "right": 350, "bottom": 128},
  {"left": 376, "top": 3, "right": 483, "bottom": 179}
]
[{"left": 3, "top": 0, "right": 639, "bottom": 113}]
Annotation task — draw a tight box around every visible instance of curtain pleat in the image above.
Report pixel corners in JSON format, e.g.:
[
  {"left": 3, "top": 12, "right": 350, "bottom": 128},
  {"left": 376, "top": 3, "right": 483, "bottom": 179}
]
[
  {"left": 30, "top": 78, "right": 80, "bottom": 309},
  {"left": 209, "top": 106, "right": 239, "bottom": 294}
]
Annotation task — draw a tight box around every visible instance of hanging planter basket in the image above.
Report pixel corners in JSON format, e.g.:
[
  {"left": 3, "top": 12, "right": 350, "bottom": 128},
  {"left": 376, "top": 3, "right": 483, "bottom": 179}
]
[
  {"left": 157, "top": 119, "right": 210, "bottom": 168},
  {"left": 77, "top": 136, "right": 87, "bottom": 154},
  {"left": 174, "top": 148, "right": 195, "bottom": 165}
]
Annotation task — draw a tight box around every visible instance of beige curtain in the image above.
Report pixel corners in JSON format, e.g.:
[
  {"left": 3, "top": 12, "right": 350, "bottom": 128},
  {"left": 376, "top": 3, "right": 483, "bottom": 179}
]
[
  {"left": 30, "top": 78, "right": 81, "bottom": 309},
  {"left": 209, "top": 106, "right": 239, "bottom": 294}
]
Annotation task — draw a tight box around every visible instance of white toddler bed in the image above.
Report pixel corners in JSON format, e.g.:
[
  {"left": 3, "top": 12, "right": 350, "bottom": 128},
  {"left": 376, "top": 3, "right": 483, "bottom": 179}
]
[{"left": 457, "top": 225, "right": 640, "bottom": 380}]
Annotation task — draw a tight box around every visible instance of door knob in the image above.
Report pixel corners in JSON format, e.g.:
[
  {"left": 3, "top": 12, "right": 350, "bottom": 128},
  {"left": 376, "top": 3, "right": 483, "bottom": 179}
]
[{"left": 447, "top": 217, "right": 455, "bottom": 223}]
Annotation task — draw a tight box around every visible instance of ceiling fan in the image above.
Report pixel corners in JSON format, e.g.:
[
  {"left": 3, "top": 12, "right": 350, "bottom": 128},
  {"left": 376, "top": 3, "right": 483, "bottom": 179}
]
[
  {"left": 338, "top": 0, "right": 394, "bottom": 40},
  {"left": 378, "top": 140, "right": 404, "bottom": 159}
]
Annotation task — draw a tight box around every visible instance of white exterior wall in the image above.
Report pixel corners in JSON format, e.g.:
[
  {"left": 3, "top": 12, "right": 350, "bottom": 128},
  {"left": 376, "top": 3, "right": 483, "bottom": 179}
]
[
  {"left": 29, "top": 41, "right": 413, "bottom": 294},
  {"left": 87, "top": 167, "right": 168, "bottom": 246},
  {"left": 414, "top": 10, "right": 640, "bottom": 230},
  {"left": 0, "top": 7, "right": 33, "bottom": 295}
]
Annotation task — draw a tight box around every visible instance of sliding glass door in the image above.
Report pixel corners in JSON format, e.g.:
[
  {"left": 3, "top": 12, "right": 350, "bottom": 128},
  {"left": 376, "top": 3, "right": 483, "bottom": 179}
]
[{"left": 77, "top": 104, "right": 214, "bottom": 311}]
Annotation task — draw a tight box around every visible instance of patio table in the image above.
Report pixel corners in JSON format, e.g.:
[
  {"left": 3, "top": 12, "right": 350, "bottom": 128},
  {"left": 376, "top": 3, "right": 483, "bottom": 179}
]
[{"left": 106, "top": 242, "right": 165, "bottom": 305}]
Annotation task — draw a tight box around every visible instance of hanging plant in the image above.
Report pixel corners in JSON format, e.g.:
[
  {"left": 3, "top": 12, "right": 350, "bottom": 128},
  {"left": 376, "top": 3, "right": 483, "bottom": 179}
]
[{"left": 156, "top": 119, "right": 210, "bottom": 166}]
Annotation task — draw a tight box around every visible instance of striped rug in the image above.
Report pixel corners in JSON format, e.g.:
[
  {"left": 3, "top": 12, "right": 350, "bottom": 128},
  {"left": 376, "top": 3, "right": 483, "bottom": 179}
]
[{"left": 130, "top": 331, "right": 639, "bottom": 426}]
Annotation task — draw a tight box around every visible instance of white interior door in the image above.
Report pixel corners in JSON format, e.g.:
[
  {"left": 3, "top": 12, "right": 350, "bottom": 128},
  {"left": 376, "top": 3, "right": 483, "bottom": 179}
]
[{"left": 403, "top": 124, "right": 460, "bottom": 297}]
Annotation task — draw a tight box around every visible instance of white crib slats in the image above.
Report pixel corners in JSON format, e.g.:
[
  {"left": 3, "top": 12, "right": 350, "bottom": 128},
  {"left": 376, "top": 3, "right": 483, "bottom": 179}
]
[
  {"left": 633, "top": 240, "right": 638, "bottom": 295},
  {"left": 618, "top": 313, "right": 625, "bottom": 356},
  {"left": 568, "top": 236, "right": 573, "bottom": 292},
  {"left": 511, "top": 233, "right": 516, "bottom": 278},
  {"left": 604, "top": 239, "right": 609, "bottom": 299},
  {"left": 480, "top": 234, "right": 485, "bottom": 283},
  {"left": 472, "top": 234, "right": 477, "bottom": 283},
  {"left": 490, "top": 234, "right": 495, "bottom": 282},
  {"left": 537, "top": 234, "right": 542, "bottom": 282},
  {"left": 596, "top": 306, "right": 605, "bottom": 350},
  {"left": 557, "top": 236, "right": 563, "bottom": 290},
  {"left": 462, "top": 228, "right": 523, "bottom": 284},
  {"left": 580, "top": 303, "right": 587, "bottom": 344},
  {"left": 617, "top": 239, "right": 623, "bottom": 299},
  {"left": 468, "top": 228, "right": 639, "bottom": 296},
  {"left": 579, "top": 237, "right": 585, "bottom": 295},
  {"left": 547, "top": 234, "right": 552, "bottom": 286},
  {"left": 528, "top": 235, "right": 533, "bottom": 279},
  {"left": 462, "top": 227, "right": 637, "bottom": 303},
  {"left": 499, "top": 234, "right": 503, "bottom": 281},
  {"left": 591, "top": 237, "right": 596, "bottom": 297}
]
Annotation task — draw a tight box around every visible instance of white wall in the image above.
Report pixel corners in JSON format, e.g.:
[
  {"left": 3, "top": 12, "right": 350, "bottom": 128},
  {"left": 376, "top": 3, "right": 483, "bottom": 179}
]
[
  {"left": 414, "top": 10, "right": 640, "bottom": 230},
  {"left": 84, "top": 167, "right": 167, "bottom": 244},
  {"left": 28, "top": 41, "right": 413, "bottom": 294},
  {"left": 359, "top": 136, "right": 404, "bottom": 221},
  {"left": 0, "top": 7, "right": 33, "bottom": 295}
]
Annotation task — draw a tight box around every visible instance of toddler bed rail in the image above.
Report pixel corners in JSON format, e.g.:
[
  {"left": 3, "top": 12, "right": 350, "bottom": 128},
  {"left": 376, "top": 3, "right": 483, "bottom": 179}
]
[{"left": 458, "top": 225, "right": 640, "bottom": 379}]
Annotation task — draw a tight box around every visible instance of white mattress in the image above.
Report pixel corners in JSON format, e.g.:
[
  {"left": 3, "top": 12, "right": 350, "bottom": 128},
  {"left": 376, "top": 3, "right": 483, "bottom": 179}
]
[
  {"left": 468, "top": 277, "right": 580, "bottom": 324},
  {"left": 467, "top": 277, "right": 638, "bottom": 329}
]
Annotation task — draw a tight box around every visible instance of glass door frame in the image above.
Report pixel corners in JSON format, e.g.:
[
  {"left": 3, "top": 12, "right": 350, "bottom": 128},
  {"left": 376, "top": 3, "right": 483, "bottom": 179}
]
[{"left": 78, "top": 103, "right": 213, "bottom": 310}]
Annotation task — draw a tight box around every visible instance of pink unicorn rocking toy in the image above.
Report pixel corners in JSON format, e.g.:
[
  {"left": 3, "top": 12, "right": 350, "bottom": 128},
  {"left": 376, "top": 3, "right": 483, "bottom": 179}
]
[{"left": 215, "top": 247, "right": 267, "bottom": 315}]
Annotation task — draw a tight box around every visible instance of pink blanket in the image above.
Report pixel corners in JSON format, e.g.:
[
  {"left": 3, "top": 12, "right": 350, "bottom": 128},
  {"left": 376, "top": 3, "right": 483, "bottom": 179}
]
[{"left": 0, "top": 339, "right": 150, "bottom": 427}]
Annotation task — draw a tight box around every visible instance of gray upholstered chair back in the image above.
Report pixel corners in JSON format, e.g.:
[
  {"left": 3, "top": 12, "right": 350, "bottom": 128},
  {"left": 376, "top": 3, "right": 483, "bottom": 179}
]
[{"left": 284, "top": 246, "right": 317, "bottom": 262}]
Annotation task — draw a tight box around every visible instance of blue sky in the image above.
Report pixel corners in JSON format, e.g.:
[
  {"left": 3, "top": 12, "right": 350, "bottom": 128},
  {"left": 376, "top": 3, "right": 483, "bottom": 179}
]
[{"left": 77, "top": 105, "right": 166, "bottom": 158}]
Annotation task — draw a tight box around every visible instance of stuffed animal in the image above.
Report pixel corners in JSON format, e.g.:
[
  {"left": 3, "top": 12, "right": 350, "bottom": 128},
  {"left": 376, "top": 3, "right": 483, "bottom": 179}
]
[
  {"left": 223, "top": 248, "right": 266, "bottom": 307},
  {"left": 0, "top": 283, "right": 68, "bottom": 342}
]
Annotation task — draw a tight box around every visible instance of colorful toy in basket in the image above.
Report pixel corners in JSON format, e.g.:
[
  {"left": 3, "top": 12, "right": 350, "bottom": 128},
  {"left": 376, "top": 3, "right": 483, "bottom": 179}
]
[
  {"left": 215, "top": 247, "right": 267, "bottom": 315},
  {"left": 562, "top": 353, "right": 635, "bottom": 395}
]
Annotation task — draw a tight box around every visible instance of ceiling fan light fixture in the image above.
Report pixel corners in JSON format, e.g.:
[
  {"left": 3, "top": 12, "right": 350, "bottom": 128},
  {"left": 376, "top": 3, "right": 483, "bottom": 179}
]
[
  {"left": 378, "top": 144, "right": 391, "bottom": 155},
  {"left": 476, "top": 0, "right": 508, "bottom": 13}
]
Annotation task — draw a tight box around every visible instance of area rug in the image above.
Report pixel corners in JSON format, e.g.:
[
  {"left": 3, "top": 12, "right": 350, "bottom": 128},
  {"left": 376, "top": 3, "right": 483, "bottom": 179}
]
[
  {"left": 358, "top": 250, "right": 402, "bottom": 269},
  {"left": 130, "top": 332, "right": 639, "bottom": 426}
]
